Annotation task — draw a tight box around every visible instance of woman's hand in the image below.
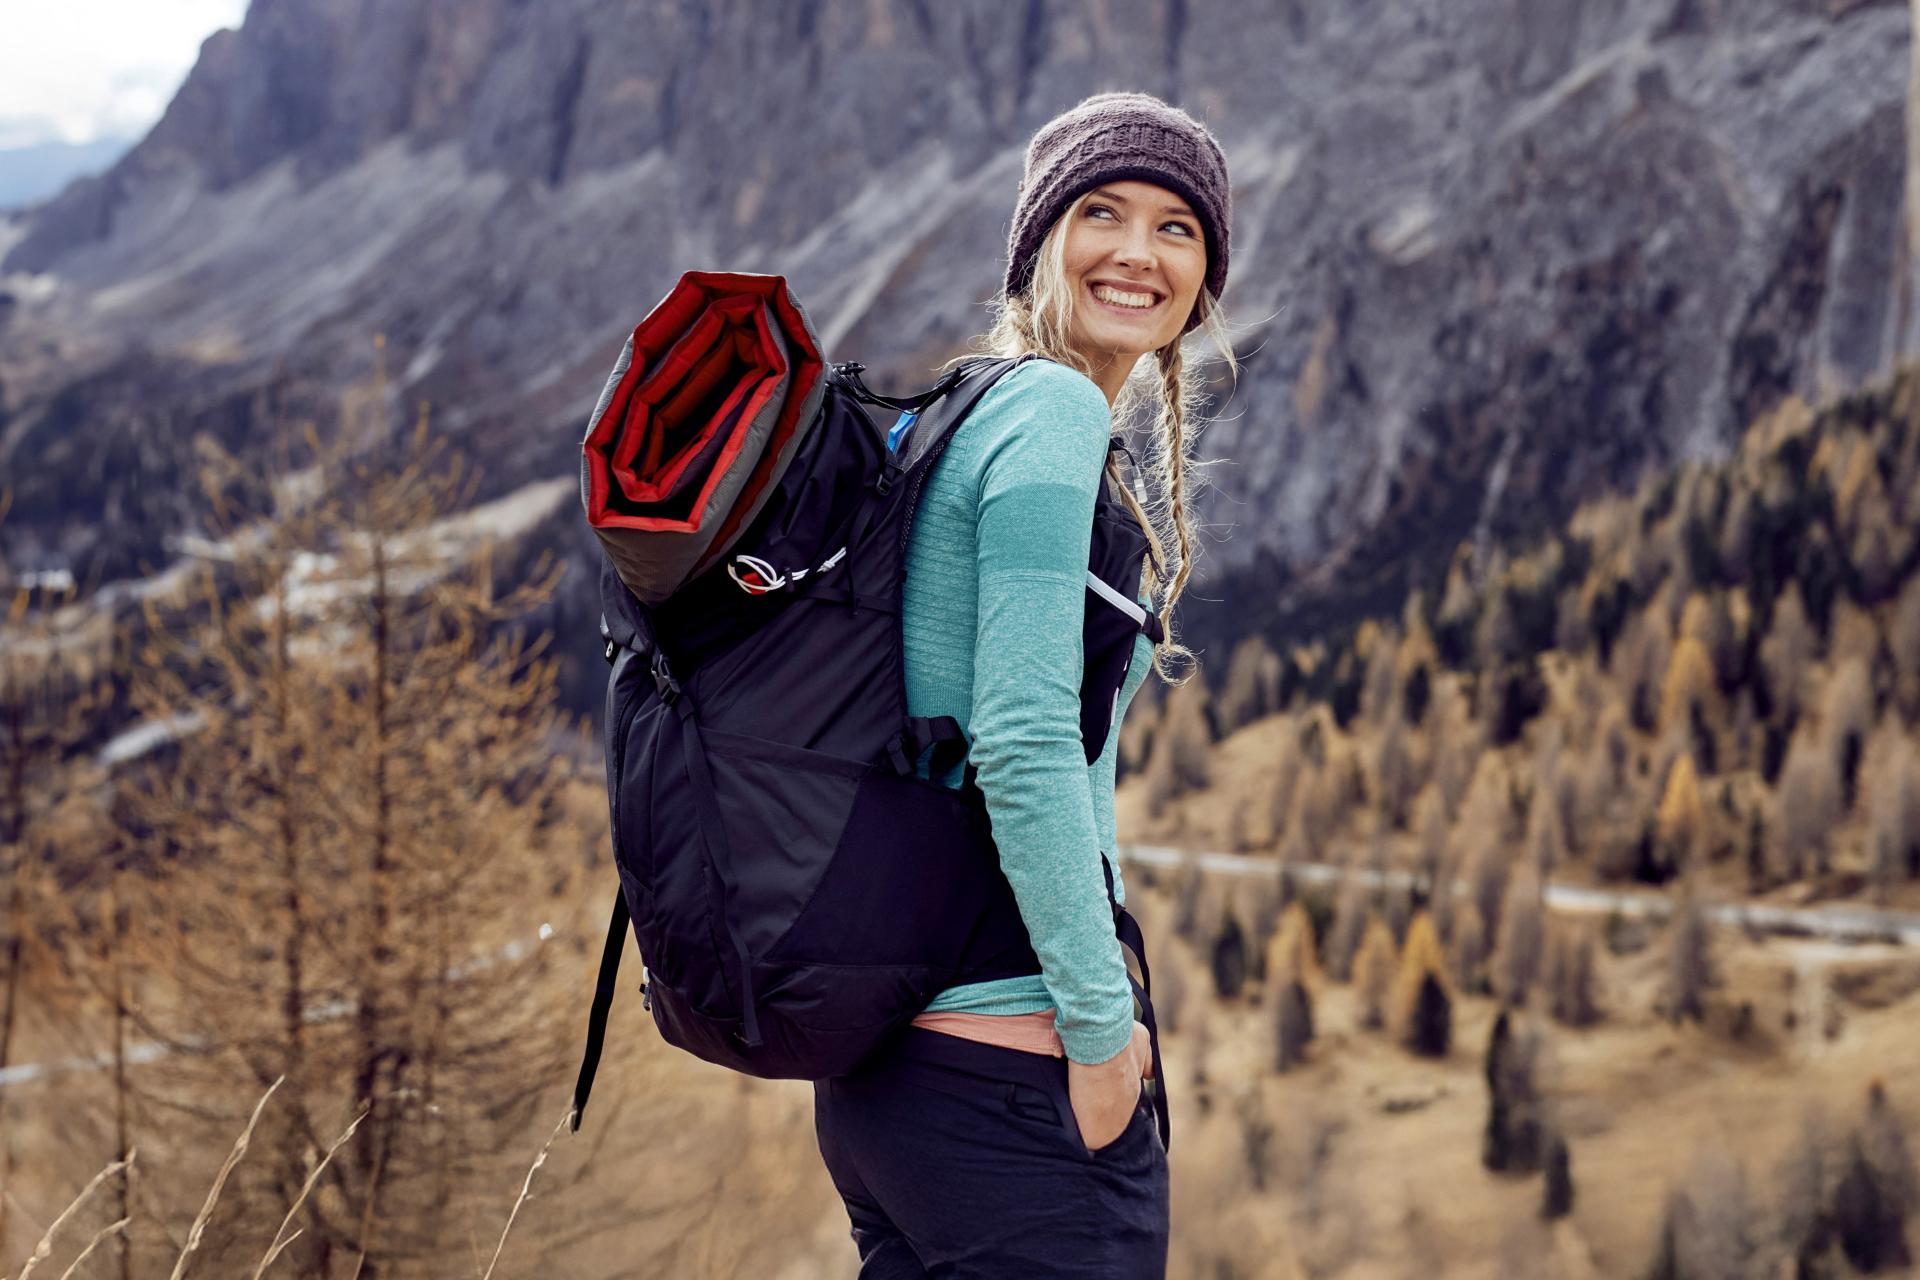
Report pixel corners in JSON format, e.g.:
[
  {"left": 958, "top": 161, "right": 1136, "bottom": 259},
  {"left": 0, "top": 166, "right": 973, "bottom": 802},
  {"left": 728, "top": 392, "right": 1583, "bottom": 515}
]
[{"left": 1065, "top": 1019, "right": 1153, "bottom": 1153}]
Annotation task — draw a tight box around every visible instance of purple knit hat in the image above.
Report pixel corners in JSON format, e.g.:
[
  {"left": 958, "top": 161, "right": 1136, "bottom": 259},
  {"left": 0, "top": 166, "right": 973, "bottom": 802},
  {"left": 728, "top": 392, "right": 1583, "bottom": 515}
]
[{"left": 1003, "top": 91, "right": 1231, "bottom": 335}]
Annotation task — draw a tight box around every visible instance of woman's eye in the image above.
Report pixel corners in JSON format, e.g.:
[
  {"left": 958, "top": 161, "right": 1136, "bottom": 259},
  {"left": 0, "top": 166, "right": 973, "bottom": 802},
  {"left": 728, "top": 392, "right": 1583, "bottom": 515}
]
[{"left": 1088, "top": 204, "right": 1196, "bottom": 237}]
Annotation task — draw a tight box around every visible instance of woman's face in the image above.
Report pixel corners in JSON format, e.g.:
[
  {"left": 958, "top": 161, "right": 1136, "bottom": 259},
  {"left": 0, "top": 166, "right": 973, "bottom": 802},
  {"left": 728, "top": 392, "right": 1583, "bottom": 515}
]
[{"left": 1059, "top": 179, "right": 1208, "bottom": 396}]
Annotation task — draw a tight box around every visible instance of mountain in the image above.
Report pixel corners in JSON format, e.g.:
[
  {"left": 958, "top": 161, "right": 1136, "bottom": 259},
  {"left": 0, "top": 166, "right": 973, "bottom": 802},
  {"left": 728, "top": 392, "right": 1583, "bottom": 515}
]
[{"left": 0, "top": 0, "right": 1913, "bottom": 688}]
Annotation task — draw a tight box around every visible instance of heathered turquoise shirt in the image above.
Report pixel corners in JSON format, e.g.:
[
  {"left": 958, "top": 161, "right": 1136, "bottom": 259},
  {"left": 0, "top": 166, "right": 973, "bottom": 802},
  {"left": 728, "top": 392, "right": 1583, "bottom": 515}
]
[{"left": 904, "top": 359, "right": 1156, "bottom": 1066}]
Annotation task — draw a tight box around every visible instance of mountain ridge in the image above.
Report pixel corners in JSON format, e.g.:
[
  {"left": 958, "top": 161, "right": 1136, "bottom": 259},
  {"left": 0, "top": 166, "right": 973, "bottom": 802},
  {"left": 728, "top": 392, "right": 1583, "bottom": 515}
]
[{"left": 0, "top": 0, "right": 1912, "bottom": 683}]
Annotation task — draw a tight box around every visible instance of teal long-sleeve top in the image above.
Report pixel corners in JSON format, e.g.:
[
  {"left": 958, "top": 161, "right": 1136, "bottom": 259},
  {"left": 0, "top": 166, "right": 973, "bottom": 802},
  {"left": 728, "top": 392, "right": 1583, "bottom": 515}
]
[{"left": 904, "top": 358, "right": 1157, "bottom": 1066}]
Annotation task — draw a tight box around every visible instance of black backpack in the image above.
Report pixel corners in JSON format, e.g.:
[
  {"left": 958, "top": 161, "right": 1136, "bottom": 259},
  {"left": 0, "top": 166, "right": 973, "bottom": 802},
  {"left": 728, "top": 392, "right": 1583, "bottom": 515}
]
[{"left": 570, "top": 353, "right": 1173, "bottom": 1150}]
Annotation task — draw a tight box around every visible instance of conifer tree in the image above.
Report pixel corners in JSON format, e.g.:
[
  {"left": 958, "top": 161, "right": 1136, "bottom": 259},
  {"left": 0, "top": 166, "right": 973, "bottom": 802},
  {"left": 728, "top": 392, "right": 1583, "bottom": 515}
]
[
  {"left": 1351, "top": 915, "right": 1397, "bottom": 1030},
  {"left": 1777, "top": 1104, "right": 1841, "bottom": 1279},
  {"left": 1273, "top": 974, "right": 1314, "bottom": 1073},
  {"left": 1866, "top": 728, "right": 1920, "bottom": 896},
  {"left": 1659, "top": 635, "right": 1717, "bottom": 745},
  {"left": 1491, "top": 863, "right": 1545, "bottom": 1007},
  {"left": 1482, "top": 1010, "right": 1546, "bottom": 1175},
  {"left": 1210, "top": 911, "right": 1249, "bottom": 1001},
  {"left": 1542, "top": 1133, "right": 1574, "bottom": 1220},
  {"left": 1823, "top": 657, "right": 1874, "bottom": 813},
  {"left": 1761, "top": 584, "right": 1815, "bottom": 726},
  {"left": 1656, "top": 753, "right": 1704, "bottom": 881},
  {"left": 119, "top": 417, "right": 580, "bottom": 1275},
  {"left": 1268, "top": 901, "right": 1320, "bottom": 1071},
  {"left": 1543, "top": 921, "right": 1601, "bottom": 1027},
  {"left": 1524, "top": 774, "right": 1570, "bottom": 877},
  {"left": 1891, "top": 575, "right": 1920, "bottom": 723},
  {"left": 1450, "top": 901, "right": 1490, "bottom": 997},
  {"left": 1646, "top": 1151, "right": 1759, "bottom": 1280},
  {"left": 1665, "top": 889, "right": 1717, "bottom": 1025},
  {"left": 1832, "top": 1081, "right": 1920, "bottom": 1273},
  {"left": 1215, "top": 634, "right": 1278, "bottom": 732},
  {"left": 1324, "top": 850, "right": 1376, "bottom": 983},
  {"left": 1264, "top": 736, "right": 1305, "bottom": 854},
  {"left": 1391, "top": 912, "right": 1452, "bottom": 1057},
  {"left": 1266, "top": 900, "right": 1323, "bottom": 994},
  {"left": 1771, "top": 731, "right": 1839, "bottom": 882},
  {"left": 0, "top": 558, "right": 114, "bottom": 1260},
  {"left": 1372, "top": 713, "right": 1415, "bottom": 830}
]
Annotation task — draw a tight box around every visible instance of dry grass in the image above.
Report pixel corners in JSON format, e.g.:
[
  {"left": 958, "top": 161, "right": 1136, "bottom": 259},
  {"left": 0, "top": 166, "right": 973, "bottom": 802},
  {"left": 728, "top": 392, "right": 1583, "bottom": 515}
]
[
  {"left": 11, "top": 1152, "right": 132, "bottom": 1280},
  {"left": 480, "top": 1108, "right": 571, "bottom": 1280},
  {"left": 250, "top": 1106, "right": 366, "bottom": 1279}
]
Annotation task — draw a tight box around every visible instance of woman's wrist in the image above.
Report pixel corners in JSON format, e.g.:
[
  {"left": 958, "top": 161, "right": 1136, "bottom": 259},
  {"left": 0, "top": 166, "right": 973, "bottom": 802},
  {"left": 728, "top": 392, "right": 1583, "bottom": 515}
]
[{"left": 1062, "top": 1015, "right": 1137, "bottom": 1066}]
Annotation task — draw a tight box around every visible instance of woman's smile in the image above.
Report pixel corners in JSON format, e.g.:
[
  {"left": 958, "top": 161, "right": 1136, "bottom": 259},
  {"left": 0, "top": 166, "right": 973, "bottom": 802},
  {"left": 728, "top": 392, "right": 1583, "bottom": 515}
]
[{"left": 1086, "top": 279, "right": 1167, "bottom": 317}]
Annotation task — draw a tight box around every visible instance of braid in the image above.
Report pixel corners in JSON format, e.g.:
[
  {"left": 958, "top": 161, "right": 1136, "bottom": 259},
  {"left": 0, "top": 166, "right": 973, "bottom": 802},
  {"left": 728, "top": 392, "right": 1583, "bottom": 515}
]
[{"left": 1146, "top": 342, "right": 1201, "bottom": 683}]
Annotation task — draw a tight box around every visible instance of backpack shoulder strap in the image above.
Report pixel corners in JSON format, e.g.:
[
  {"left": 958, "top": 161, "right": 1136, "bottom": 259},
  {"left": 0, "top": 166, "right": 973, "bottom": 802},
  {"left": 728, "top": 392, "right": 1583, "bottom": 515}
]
[{"left": 885, "top": 354, "right": 1040, "bottom": 473}]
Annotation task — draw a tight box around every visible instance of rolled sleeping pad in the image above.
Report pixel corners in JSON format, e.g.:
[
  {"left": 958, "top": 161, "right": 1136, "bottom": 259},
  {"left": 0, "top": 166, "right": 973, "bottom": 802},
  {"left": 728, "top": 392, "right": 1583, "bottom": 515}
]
[{"left": 580, "top": 271, "right": 828, "bottom": 604}]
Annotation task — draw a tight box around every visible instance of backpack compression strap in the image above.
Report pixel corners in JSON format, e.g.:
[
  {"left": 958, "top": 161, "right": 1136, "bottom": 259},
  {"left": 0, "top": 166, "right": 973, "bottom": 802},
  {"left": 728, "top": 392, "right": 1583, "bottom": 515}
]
[
  {"left": 572, "top": 889, "right": 629, "bottom": 1131},
  {"left": 1103, "top": 856, "right": 1172, "bottom": 1154}
]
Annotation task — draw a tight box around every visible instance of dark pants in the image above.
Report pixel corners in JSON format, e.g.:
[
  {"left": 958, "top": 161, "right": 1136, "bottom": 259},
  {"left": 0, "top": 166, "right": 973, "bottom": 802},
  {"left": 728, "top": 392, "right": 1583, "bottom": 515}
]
[{"left": 812, "top": 1026, "right": 1169, "bottom": 1278}]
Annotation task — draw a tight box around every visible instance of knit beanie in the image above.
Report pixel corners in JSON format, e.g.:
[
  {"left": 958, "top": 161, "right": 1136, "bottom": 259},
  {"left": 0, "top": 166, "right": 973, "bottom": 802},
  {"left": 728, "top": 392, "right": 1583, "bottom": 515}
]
[{"left": 1003, "top": 91, "right": 1231, "bottom": 334}]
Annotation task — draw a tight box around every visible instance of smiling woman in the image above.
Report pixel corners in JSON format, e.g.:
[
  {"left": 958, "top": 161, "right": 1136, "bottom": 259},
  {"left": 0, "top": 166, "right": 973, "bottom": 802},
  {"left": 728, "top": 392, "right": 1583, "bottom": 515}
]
[{"left": 807, "top": 90, "right": 1242, "bottom": 1279}]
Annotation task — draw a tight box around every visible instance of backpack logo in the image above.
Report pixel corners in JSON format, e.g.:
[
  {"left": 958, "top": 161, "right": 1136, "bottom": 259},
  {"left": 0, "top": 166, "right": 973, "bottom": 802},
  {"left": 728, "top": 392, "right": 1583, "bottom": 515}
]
[{"left": 727, "top": 546, "right": 847, "bottom": 595}]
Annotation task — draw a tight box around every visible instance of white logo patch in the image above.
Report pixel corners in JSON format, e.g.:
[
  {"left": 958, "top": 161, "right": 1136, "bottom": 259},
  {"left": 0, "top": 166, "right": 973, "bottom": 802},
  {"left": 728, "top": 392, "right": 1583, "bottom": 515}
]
[{"left": 728, "top": 545, "right": 848, "bottom": 595}]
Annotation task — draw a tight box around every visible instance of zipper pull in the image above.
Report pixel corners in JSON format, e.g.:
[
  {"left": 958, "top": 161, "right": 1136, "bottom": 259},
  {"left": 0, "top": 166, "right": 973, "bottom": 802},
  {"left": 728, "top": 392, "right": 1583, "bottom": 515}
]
[{"left": 640, "top": 980, "right": 652, "bottom": 1012}]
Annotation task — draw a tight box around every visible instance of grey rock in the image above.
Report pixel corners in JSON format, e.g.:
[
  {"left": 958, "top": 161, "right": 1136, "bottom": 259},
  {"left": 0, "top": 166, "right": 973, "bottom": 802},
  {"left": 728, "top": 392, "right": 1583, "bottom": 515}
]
[{"left": 0, "top": 0, "right": 1911, "bottom": 682}]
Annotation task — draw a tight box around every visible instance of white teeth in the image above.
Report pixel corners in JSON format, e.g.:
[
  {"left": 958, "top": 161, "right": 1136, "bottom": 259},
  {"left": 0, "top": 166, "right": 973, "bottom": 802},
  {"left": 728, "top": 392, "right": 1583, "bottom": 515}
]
[{"left": 1092, "top": 284, "right": 1157, "bottom": 309}]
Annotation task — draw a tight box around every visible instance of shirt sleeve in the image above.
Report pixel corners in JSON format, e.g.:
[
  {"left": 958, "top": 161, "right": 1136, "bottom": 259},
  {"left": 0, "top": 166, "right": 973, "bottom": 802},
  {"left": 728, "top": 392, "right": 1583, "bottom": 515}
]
[{"left": 965, "top": 360, "right": 1137, "bottom": 1065}]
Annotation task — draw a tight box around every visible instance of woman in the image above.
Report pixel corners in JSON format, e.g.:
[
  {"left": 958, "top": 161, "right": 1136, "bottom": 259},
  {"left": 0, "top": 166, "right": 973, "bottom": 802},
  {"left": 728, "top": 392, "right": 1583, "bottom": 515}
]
[{"left": 811, "top": 90, "right": 1237, "bottom": 1278}]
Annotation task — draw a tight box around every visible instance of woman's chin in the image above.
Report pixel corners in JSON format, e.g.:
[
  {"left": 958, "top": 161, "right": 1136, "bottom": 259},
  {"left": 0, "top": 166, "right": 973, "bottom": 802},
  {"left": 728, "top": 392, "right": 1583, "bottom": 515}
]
[{"left": 1072, "top": 329, "right": 1156, "bottom": 365}]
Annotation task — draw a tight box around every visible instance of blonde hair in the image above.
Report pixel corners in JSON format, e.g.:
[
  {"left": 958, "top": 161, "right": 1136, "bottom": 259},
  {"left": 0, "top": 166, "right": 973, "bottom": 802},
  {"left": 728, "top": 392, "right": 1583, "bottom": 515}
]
[{"left": 938, "top": 188, "right": 1240, "bottom": 684}]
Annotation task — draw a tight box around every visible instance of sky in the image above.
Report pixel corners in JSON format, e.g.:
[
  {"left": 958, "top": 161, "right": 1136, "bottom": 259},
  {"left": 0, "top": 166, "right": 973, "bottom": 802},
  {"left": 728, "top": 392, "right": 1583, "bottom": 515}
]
[{"left": 0, "top": 0, "right": 249, "bottom": 149}]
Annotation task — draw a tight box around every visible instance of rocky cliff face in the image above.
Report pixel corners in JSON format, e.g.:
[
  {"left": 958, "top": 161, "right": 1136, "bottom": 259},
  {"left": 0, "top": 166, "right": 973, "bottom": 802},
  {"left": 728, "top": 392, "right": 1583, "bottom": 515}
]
[{"left": 0, "top": 0, "right": 1912, "bottom": 673}]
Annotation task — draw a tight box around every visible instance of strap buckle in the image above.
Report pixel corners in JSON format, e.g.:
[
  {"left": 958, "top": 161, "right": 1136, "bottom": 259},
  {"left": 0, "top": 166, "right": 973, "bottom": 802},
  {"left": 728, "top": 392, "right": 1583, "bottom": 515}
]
[{"left": 650, "top": 650, "right": 681, "bottom": 705}]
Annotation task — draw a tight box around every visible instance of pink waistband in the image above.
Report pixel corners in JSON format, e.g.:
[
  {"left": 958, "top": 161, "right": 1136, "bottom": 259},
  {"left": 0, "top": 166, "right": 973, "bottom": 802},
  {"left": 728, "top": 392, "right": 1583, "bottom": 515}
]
[{"left": 909, "top": 1008, "right": 1065, "bottom": 1057}]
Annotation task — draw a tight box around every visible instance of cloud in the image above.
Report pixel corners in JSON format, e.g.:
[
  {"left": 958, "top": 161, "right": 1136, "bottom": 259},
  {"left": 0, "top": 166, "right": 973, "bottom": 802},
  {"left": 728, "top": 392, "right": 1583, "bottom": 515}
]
[{"left": 0, "top": 0, "right": 247, "bottom": 146}]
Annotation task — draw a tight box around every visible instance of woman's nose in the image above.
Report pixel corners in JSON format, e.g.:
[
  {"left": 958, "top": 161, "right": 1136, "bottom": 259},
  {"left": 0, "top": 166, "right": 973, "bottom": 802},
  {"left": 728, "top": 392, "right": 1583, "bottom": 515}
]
[{"left": 1111, "top": 223, "right": 1160, "bottom": 271}]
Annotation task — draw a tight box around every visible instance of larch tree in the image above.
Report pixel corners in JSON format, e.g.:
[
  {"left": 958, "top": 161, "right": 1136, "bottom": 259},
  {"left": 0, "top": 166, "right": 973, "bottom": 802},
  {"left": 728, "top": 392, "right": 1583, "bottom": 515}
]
[
  {"left": 0, "top": 557, "right": 116, "bottom": 1262},
  {"left": 1891, "top": 574, "right": 1920, "bottom": 723},
  {"left": 1267, "top": 902, "right": 1320, "bottom": 1072},
  {"left": 1665, "top": 889, "right": 1717, "bottom": 1025},
  {"left": 1390, "top": 912, "right": 1452, "bottom": 1058},
  {"left": 1351, "top": 915, "right": 1397, "bottom": 1031},
  {"left": 1761, "top": 584, "right": 1816, "bottom": 727},
  {"left": 1655, "top": 753, "right": 1705, "bottom": 881},
  {"left": 1865, "top": 726, "right": 1920, "bottom": 899},
  {"left": 1659, "top": 634, "right": 1718, "bottom": 755},
  {"left": 1449, "top": 901, "right": 1490, "bottom": 998},
  {"left": 1482, "top": 1009, "right": 1548, "bottom": 1175},
  {"left": 1832, "top": 1080, "right": 1920, "bottom": 1273},
  {"left": 1491, "top": 863, "right": 1545, "bottom": 1008},
  {"left": 119, "top": 416, "right": 582, "bottom": 1277},
  {"left": 1214, "top": 634, "right": 1278, "bottom": 732},
  {"left": 1821, "top": 657, "right": 1875, "bottom": 814},
  {"left": 1771, "top": 730, "right": 1840, "bottom": 883},
  {"left": 1543, "top": 920, "right": 1601, "bottom": 1028}
]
